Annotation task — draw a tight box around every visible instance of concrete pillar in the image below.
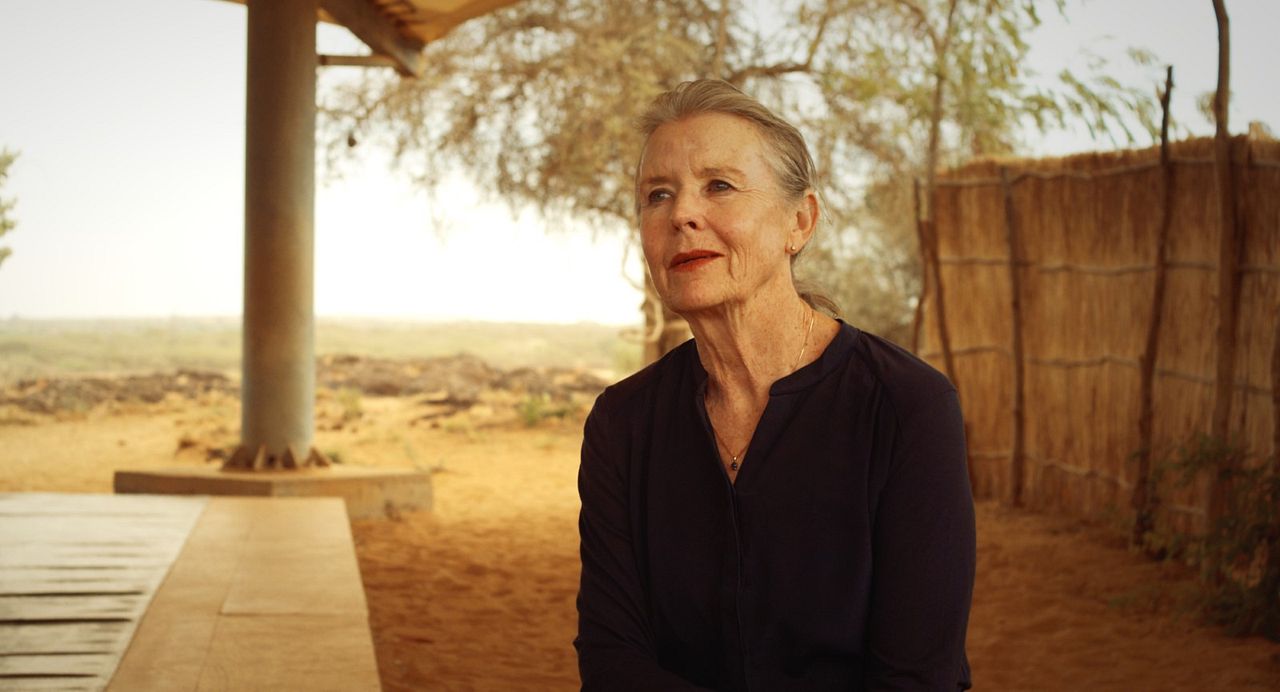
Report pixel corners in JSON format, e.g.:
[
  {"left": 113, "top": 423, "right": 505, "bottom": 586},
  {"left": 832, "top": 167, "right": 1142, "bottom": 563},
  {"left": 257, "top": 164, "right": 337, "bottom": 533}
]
[{"left": 239, "top": 0, "right": 317, "bottom": 466}]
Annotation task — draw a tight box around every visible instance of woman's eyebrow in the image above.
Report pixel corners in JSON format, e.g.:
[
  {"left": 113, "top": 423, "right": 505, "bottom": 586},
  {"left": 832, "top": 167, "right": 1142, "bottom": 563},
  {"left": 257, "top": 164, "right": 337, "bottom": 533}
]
[
  {"left": 639, "top": 167, "right": 746, "bottom": 188},
  {"left": 639, "top": 174, "right": 673, "bottom": 188},
  {"left": 699, "top": 166, "right": 746, "bottom": 179}
]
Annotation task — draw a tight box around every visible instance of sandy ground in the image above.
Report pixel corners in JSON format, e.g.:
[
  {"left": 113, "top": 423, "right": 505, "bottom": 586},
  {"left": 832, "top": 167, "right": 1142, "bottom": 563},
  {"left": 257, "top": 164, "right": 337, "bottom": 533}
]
[{"left": 2, "top": 389, "right": 1279, "bottom": 690}]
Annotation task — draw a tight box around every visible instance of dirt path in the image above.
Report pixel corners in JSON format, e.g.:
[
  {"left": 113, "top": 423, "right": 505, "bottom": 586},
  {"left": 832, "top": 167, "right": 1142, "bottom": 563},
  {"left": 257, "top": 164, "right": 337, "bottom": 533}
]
[
  {"left": 969, "top": 502, "right": 1280, "bottom": 690},
  {"left": 2, "top": 393, "right": 1278, "bottom": 690}
]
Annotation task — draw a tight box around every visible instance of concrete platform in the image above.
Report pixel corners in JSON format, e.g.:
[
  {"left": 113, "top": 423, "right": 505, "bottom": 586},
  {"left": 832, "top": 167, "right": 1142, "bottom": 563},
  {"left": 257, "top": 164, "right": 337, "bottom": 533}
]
[
  {"left": 114, "top": 466, "right": 431, "bottom": 520},
  {"left": 108, "top": 497, "right": 380, "bottom": 691}
]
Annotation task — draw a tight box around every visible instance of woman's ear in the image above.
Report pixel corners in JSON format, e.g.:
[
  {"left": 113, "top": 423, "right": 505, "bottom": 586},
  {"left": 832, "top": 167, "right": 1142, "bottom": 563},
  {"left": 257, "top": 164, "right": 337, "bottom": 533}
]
[{"left": 790, "top": 190, "right": 819, "bottom": 252}]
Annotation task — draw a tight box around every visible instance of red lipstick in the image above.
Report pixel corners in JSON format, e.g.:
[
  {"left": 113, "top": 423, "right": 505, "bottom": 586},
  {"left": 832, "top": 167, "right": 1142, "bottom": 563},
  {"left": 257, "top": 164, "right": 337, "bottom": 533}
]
[{"left": 669, "top": 250, "right": 721, "bottom": 272}]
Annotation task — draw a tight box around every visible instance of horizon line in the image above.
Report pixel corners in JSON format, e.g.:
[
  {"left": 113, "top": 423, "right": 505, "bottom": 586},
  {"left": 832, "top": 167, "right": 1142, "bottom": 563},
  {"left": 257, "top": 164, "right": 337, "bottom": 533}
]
[{"left": 0, "top": 313, "right": 639, "bottom": 328}]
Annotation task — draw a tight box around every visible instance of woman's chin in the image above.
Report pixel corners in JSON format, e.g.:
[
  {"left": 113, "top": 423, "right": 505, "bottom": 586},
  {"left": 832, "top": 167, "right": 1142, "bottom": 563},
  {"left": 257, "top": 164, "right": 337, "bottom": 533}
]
[{"left": 660, "top": 290, "right": 726, "bottom": 317}]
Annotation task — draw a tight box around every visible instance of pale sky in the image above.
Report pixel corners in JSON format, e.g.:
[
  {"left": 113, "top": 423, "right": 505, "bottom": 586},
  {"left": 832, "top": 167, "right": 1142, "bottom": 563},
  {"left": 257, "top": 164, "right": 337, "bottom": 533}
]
[{"left": 0, "top": 0, "right": 1275, "bottom": 324}]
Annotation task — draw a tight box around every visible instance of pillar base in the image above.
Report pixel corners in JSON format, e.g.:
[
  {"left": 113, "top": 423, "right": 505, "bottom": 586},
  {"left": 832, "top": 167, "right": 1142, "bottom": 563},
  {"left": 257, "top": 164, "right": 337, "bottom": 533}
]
[
  {"left": 113, "top": 466, "right": 431, "bottom": 520},
  {"left": 223, "top": 443, "right": 332, "bottom": 471}
]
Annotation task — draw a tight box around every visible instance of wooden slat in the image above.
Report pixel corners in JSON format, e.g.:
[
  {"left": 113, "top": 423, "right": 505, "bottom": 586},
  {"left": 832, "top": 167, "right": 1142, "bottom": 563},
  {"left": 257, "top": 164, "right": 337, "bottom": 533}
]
[
  {"left": 0, "top": 653, "right": 118, "bottom": 677},
  {"left": 0, "top": 545, "right": 175, "bottom": 570},
  {"left": 1, "top": 517, "right": 193, "bottom": 541},
  {"left": 0, "top": 493, "right": 207, "bottom": 691},
  {"left": 0, "top": 594, "right": 148, "bottom": 622},
  {"left": 0, "top": 621, "right": 131, "bottom": 654},
  {"left": 0, "top": 567, "right": 159, "bottom": 596},
  {"left": 0, "top": 678, "right": 99, "bottom": 691}
]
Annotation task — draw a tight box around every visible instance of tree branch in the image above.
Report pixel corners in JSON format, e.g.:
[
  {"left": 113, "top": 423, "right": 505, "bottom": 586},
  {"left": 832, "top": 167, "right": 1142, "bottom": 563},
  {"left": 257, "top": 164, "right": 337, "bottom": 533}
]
[
  {"left": 726, "top": 61, "right": 811, "bottom": 83},
  {"left": 725, "top": 0, "right": 833, "bottom": 83},
  {"left": 923, "top": 0, "right": 960, "bottom": 220},
  {"left": 803, "top": 0, "right": 835, "bottom": 69},
  {"left": 710, "top": 0, "right": 730, "bottom": 78},
  {"left": 889, "top": 0, "right": 941, "bottom": 50}
]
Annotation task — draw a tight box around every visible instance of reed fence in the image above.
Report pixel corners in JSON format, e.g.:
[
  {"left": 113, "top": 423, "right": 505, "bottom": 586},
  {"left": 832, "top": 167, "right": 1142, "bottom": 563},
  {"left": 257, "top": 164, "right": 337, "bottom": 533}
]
[{"left": 915, "top": 134, "right": 1280, "bottom": 531}]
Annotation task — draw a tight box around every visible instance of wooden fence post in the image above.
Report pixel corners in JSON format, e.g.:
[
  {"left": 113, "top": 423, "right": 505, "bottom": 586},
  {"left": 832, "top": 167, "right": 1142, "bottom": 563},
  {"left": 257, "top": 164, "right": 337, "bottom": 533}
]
[
  {"left": 927, "top": 189, "right": 958, "bottom": 387},
  {"left": 933, "top": 206, "right": 957, "bottom": 386},
  {"left": 1209, "top": 0, "right": 1243, "bottom": 523},
  {"left": 1273, "top": 315, "right": 1280, "bottom": 472},
  {"left": 1000, "top": 166, "right": 1026, "bottom": 507},
  {"left": 1132, "top": 65, "right": 1175, "bottom": 546},
  {"left": 911, "top": 178, "right": 929, "bottom": 354},
  {"left": 1266, "top": 309, "right": 1280, "bottom": 621}
]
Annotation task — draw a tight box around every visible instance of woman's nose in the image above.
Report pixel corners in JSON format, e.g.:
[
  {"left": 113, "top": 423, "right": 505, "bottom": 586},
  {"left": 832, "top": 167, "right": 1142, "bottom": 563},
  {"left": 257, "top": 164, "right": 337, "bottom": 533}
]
[{"left": 670, "top": 192, "right": 703, "bottom": 231}]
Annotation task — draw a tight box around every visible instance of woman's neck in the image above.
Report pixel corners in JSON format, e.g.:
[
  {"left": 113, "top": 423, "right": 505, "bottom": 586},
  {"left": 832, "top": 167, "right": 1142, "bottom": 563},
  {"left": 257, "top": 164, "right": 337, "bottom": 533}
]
[{"left": 687, "top": 292, "right": 815, "bottom": 406}]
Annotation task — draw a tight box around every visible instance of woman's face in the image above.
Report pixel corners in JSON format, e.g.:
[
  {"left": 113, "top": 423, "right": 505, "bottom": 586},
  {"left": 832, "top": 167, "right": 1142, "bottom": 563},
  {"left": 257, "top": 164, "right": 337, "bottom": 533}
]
[{"left": 636, "top": 112, "right": 814, "bottom": 316}]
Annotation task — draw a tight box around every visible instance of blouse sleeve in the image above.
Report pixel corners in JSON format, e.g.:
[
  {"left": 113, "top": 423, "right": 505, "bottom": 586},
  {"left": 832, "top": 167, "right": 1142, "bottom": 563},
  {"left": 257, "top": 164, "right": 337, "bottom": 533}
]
[
  {"left": 863, "top": 386, "right": 976, "bottom": 690},
  {"left": 574, "top": 402, "right": 708, "bottom": 691}
]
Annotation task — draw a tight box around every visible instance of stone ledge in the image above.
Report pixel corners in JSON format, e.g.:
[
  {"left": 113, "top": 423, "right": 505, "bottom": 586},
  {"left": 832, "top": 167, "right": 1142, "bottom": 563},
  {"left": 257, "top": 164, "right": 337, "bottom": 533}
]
[
  {"left": 106, "top": 497, "right": 381, "bottom": 691},
  {"left": 114, "top": 466, "right": 431, "bottom": 520}
]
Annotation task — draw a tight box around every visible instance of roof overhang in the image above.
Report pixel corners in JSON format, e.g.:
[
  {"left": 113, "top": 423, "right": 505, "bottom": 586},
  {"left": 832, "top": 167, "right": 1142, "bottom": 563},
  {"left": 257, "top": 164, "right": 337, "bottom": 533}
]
[{"left": 221, "top": 0, "right": 524, "bottom": 77}]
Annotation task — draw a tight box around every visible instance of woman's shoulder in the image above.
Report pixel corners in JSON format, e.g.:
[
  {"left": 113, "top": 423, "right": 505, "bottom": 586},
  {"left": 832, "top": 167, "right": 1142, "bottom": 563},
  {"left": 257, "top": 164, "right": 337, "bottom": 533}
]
[
  {"left": 841, "top": 324, "right": 956, "bottom": 411},
  {"left": 842, "top": 326, "right": 966, "bottom": 468}
]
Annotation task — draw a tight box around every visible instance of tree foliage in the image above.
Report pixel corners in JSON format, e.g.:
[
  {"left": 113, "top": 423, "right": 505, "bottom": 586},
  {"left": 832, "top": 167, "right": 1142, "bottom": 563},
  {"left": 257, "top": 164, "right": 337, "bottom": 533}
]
[
  {"left": 319, "top": 0, "right": 1158, "bottom": 345},
  {"left": 0, "top": 149, "right": 17, "bottom": 270}
]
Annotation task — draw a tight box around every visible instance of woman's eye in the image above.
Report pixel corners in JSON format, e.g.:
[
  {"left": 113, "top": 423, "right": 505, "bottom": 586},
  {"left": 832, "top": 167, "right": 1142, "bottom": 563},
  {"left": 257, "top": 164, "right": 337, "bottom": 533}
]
[
  {"left": 647, "top": 189, "right": 671, "bottom": 204},
  {"left": 708, "top": 180, "right": 733, "bottom": 192}
]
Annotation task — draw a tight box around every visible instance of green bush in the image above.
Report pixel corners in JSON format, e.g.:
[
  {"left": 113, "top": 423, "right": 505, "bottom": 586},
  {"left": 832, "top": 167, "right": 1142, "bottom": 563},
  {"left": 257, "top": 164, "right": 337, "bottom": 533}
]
[
  {"left": 517, "top": 393, "right": 571, "bottom": 427},
  {"left": 1145, "top": 433, "right": 1280, "bottom": 639},
  {"left": 336, "top": 388, "right": 363, "bottom": 423}
]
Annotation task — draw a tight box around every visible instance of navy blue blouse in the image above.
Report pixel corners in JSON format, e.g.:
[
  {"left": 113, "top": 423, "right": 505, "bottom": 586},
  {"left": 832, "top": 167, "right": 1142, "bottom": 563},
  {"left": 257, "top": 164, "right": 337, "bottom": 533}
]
[{"left": 575, "top": 322, "right": 975, "bottom": 691}]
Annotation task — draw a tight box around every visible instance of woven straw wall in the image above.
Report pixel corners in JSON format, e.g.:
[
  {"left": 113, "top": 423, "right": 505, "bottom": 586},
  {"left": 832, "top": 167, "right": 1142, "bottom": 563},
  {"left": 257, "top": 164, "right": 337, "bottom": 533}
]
[{"left": 919, "top": 135, "right": 1280, "bottom": 524}]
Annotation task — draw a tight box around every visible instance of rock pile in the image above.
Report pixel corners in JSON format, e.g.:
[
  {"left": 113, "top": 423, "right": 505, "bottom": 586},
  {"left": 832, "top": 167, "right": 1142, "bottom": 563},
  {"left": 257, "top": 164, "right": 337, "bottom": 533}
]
[
  {"left": 2, "top": 370, "right": 236, "bottom": 415},
  {"left": 1, "top": 355, "right": 612, "bottom": 417}
]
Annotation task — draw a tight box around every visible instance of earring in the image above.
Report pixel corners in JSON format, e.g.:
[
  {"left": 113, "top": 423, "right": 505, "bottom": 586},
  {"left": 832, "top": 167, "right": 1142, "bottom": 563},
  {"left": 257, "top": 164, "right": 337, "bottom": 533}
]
[{"left": 789, "top": 244, "right": 797, "bottom": 253}]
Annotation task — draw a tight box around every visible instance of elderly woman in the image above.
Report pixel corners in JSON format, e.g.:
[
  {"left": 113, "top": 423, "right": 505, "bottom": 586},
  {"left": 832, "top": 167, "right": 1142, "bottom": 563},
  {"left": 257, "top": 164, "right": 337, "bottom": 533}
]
[{"left": 575, "top": 79, "right": 975, "bottom": 691}]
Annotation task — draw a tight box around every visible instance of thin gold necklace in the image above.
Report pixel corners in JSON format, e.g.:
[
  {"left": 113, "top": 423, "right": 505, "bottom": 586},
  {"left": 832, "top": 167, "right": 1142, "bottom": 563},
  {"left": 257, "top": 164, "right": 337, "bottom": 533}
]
[
  {"left": 713, "top": 307, "right": 817, "bottom": 472},
  {"left": 711, "top": 424, "right": 748, "bottom": 471},
  {"left": 793, "top": 307, "right": 817, "bottom": 372}
]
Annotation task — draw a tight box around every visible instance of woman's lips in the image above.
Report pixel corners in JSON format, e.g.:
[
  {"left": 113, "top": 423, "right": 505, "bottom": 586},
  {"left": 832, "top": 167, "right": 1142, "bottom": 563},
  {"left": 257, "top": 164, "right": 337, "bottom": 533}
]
[{"left": 669, "top": 250, "right": 721, "bottom": 272}]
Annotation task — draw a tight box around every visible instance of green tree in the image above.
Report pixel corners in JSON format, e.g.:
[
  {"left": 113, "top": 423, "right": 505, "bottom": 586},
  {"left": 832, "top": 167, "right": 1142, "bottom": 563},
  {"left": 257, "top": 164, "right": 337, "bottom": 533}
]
[
  {"left": 0, "top": 149, "right": 17, "bottom": 269},
  {"left": 319, "top": 0, "right": 1157, "bottom": 359}
]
